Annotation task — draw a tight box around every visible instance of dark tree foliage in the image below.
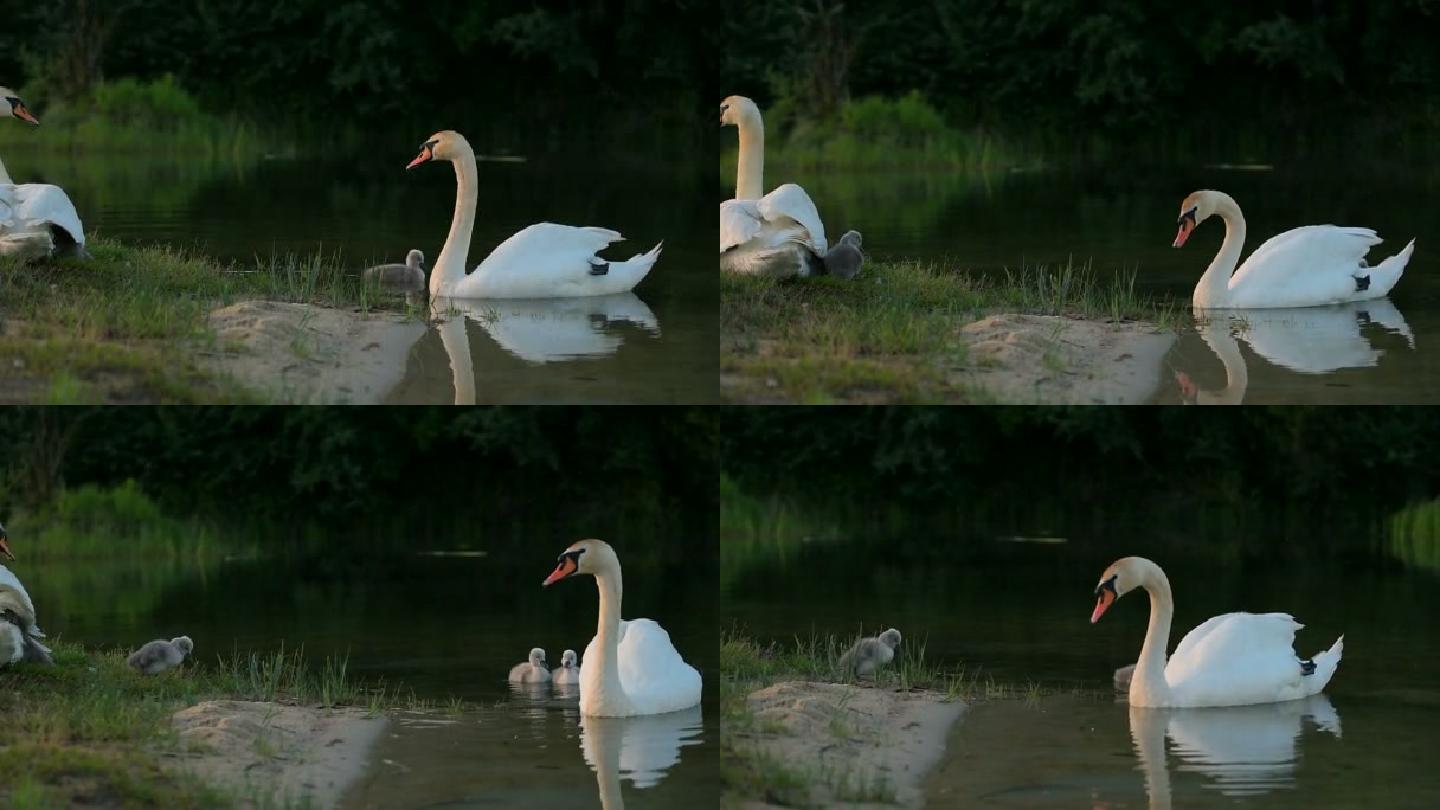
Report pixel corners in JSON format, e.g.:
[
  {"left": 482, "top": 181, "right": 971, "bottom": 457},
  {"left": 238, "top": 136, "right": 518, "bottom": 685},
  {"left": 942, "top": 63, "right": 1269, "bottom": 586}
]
[
  {"left": 722, "top": 0, "right": 1440, "bottom": 137},
  {"left": 0, "top": 407, "right": 718, "bottom": 548},
  {"left": 0, "top": 0, "right": 714, "bottom": 148},
  {"left": 721, "top": 408, "right": 1440, "bottom": 509}
]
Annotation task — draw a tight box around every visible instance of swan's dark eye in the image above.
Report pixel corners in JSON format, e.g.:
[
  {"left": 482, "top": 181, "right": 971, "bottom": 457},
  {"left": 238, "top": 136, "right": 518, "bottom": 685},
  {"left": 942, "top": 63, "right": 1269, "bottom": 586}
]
[
  {"left": 1095, "top": 575, "right": 1118, "bottom": 597},
  {"left": 1177, "top": 208, "right": 1197, "bottom": 226}
]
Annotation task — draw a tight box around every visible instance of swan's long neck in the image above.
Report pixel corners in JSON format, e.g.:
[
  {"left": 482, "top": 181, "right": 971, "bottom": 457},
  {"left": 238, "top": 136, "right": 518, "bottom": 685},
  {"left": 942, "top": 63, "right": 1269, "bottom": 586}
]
[
  {"left": 734, "top": 113, "right": 764, "bottom": 200},
  {"left": 431, "top": 150, "right": 478, "bottom": 297},
  {"left": 1131, "top": 562, "right": 1175, "bottom": 705},
  {"left": 1193, "top": 196, "right": 1246, "bottom": 308},
  {"left": 592, "top": 563, "right": 631, "bottom": 711}
]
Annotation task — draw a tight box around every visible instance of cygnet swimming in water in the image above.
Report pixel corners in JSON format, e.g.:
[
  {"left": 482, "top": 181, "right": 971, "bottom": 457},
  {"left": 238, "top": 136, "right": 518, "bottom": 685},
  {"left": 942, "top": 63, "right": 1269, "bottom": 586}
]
[
  {"left": 128, "top": 635, "right": 193, "bottom": 675},
  {"left": 552, "top": 649, "right": 580, "bottom": 684},
  {"left": 838, "top": 627, "right": 901, "bottom": 678},
  {"left": 363, "top": 249, "right": 426, "bottom": 292},
  {"left": 508, "top": 647, "right": 552, "bottom": 683}
]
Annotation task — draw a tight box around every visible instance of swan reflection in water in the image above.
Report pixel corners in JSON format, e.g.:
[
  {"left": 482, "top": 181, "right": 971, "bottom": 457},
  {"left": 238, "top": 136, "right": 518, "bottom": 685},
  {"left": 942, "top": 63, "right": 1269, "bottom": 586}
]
[
  {"left": 1130, "top": 695, "right": 1341, "bottom": 809},
  {"left": 428, "top": 293, "right": 661, "bottom": 404},
  {"left": 580, "top": 706, "right": 704, "bottom": 810},
  {"left": 1177, "top": 300, "right": 1413, "bottom": 404}
]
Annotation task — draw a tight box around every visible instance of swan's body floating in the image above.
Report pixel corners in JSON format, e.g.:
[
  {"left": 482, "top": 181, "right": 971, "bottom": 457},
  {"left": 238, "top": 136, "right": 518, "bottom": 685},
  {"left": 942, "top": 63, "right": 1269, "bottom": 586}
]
[
  {"left": 508, "top": 647, "right": 552, "bottom": 683},
  {"left": 0, "top": 523, "right": 53, "bottom": 666},
  {"left": 128, "top": 635, "right": 193, "bottom": 675},
  {"left": 407, "top": 130, "right": 660, "bottom": 299},
  {"left": 720, "top": 96, "right": 863, "bottom": 279},
  {"left": 553, "top": 648, "right": 581, "bottom": 684},
  {"left": 838, "top": 627, "right": 901, "bottom": 678},
  {"left": 1174, "top": 190, "right": 1413, "bottom": 309},
  {"left": 364, "top": 249, "right": 426, "bottom": 292},
  {"left": 543, "top": 539, "right": 702, "bottom": 717},
  {"left": 0, "top": 89, "right": 86, "bottom": 260},
  {"left": 1091, "top": 556, "right": 1343, "bottom": 708}
]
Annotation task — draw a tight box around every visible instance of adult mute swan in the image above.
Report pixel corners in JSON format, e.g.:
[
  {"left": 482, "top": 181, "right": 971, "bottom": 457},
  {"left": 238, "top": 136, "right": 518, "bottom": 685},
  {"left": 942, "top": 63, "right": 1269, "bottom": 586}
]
[
  {"left": 719, "top": 96, "right": 863, "bottom": 279},
  {"left": 406, "top": 131, "right": 660, "bottom": 299},
  {"left": 0, "top": 523, "right": 54, "bottom": 666},
  {"left": 542, "top": 539, "right": 702, "bottom": 717},
  {"left": 1090, "top": 557, "right": 1343, "bottom": 708},
  {"left": 1173, "top": 190, "right": 1413, "bottom": 309},
  {"left": 0, "top": 88, "right": 86, "bottom": 259}
]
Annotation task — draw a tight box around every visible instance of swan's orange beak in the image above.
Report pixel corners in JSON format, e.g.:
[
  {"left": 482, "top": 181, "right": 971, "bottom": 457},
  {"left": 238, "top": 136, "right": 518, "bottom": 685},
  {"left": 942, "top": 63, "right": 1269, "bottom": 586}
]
[
  {"left": 0, "top": 535, "right": 13, "bottom": 561},
  {"left": 406, "top": 145, "right": 433, "bottom": 170},
  {"left": 1091, "top": 589, "right": 1115, "bottom": 624},
  {"left": 1172, "top": 219, "right": 1195, "bottom": 248},
  {"left": 543, "top": 556, "right": 578, "bottom": 587},
  {"left": 12, "top": 101, "right": 38, "bottom": 126}
]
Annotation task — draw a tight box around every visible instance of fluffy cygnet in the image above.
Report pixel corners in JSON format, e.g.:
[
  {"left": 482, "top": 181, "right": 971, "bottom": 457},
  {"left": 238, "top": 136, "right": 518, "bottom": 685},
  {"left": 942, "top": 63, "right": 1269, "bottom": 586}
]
[
  {"left": 552, "top": 648, "right": 580, "bottom": 684},
  {"left": 508, "top": 647, "right": 552, "bottom": 683},
  {"left": 838, "top": 627, "right": 901, "bottom": 678},
  {"left": 128, "top": 635, "right": 193, "bottom": 675}
]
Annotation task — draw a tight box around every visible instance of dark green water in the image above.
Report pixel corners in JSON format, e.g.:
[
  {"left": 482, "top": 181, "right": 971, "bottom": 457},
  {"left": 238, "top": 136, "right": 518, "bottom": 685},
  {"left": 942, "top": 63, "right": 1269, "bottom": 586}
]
[
  {"left": 724, "top": 506, "right": 1440, "bottom": 807},
  {"left": 24, "top": 544, "right": 717, "bottom": 807},
  {"left": 765, "top": 162, "right": 1440, "bottom": 404},
  {"left": 11, "top": 149, "right": 715, "bottom": 404}
]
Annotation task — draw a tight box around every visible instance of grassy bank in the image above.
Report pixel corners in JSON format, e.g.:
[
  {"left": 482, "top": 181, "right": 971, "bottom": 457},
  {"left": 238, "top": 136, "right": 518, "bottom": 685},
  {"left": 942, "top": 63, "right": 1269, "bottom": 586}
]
[
  {"left": 0, "top": 77, "right": 286, "bottom": 159},
  {"left": 0, "top": 238, "right": 407, "bottom": 403},
  {"left": 0, "top": 641, "right": 385, "bottom": 807},
  {"left": 721, "top": 259, "right": 1180, "bottom": 404},
  {"left": 3, "top": 480, "right": 236, "bottom": 561}
]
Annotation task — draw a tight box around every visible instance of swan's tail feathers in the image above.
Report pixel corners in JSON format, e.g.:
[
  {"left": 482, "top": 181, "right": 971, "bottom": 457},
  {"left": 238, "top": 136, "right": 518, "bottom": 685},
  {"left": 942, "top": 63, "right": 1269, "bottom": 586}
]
[
  {"left": 1306, "top": 635, "right": 1344, "bottom": 694},
  {"left": 1363, "top": 239, "right": 1414, "bottom": 299},
  {"left": 598, "top": 242, "right": 661, "bottom": 294}
]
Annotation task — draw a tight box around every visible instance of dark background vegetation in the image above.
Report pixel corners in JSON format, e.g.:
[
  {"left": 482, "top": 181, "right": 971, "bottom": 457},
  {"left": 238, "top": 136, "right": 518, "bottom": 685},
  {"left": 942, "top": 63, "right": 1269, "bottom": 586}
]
[
  {"left": 0, "top": 407, "right": 717, "bottom": 559},
  {"left": 722, "top": 0, "right": 1440, "bottom": 156},
  {"left": 722, "top": 408, "right": 1440, "bottom": 543},
  {"left": 0, "top": 0, "right": 713, "bottom": 154}
]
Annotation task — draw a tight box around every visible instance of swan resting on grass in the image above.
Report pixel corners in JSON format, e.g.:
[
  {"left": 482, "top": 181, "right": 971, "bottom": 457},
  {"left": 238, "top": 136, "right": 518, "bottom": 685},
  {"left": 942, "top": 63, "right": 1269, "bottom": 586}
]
[
  {"left": 719, "top": 95, "right": 864, "bottom": 279},
  {"left": 838, "top": 627, "right": 902, "bottom": 678},
  {"left": 0, "top": 87, "right": 87, "bottom": 260},
  {"left": 0, "top": 522, "right": 54, "bottom": 666},
  {"left": 509, "top": 647, "right": 553, "bottom": 683},
  {"left": 128, "top": 636, "right": 193, "bottom": 675}
]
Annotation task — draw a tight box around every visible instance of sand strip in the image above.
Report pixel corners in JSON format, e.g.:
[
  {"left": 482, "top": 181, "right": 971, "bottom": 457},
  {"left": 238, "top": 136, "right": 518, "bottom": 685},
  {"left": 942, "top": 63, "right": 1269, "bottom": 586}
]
[
  {"left": 736, "top": 681, "right": 966, "bottom": 808},
  {"left": 958, "top": 313, "right": 1175, "bottom": 404},
  {"left": 165, "top": 699, "right": 386, "bottom": 808},
  {"left": 204, "top": 301, "right": 427, "bottom": 403}
]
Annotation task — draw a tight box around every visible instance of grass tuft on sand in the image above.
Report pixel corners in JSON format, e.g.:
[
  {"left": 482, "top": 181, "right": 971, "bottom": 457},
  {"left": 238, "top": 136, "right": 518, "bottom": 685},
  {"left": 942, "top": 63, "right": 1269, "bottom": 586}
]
[{"left": 721, "top": 258, "right": 1180, "bottom": 404}]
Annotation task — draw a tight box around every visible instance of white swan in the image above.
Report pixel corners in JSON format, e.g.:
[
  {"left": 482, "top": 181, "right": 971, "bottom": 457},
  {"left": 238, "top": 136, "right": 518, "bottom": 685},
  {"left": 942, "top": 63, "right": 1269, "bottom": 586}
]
[
  {"left": 0, "top": 88, "right": 86, "bottom": 259},
  {"left": 553, "top": 649, "right": 581, "bottom": 684},
  {"left": 542, "top": 539, "right": 701, "bottom": 717},
  {"left": 406, "top": 130, "right": 660, "bottom": 299},
  {"left": 719, "top": 96, "right": 863, "bottom": 279},
  {"left": 1090, "top": 557, "right": 1343, "bottom": 708},
  {"left": 1174, "top": 189, "right": 1413, "bottom": 309},
  {"left": 508, "top": 647, "right": 552, "bottom": 683},
  {"left": 0, "top": 522, "right": 53, "bottom": 666}
]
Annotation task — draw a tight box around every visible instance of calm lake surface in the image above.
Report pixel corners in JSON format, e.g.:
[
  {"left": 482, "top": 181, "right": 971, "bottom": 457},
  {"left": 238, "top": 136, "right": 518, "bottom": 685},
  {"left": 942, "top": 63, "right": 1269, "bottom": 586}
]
[
  {"left": 26, "top": 545, "right": 718, "bottom": 808},
  {"left": 11, "top": 147, "right": 716, "bottom": 404},
  {"left": 724, "top": 505, "right": 1440, "bottom": 808},
  {"left": 768, "top": 161, "right": 1440, "bottom": 404}
]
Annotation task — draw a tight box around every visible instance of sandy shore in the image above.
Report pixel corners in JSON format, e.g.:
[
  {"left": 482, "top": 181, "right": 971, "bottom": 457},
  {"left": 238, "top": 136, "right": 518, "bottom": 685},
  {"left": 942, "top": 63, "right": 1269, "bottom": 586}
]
[
  {"left": 204, "top": 301, "right": 427, "bottom": 403},
  {"left": 733, "top": 681, "right": 966, "bottom": 808},
  {"left": 165, "top": 700, "right": 386, "bottom": 808},
  {"left": 958, "top": 314, "right": 1175, "bottom": 404}
]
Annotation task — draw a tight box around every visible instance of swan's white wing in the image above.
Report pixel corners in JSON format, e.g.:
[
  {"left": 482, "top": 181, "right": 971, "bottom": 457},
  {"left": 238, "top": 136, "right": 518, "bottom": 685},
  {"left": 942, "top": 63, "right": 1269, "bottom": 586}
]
[
  {"left": 12, "top": 184, "right": 85, "bottom": 246},
  {"left": 720, "top": 199, "right": 763, "bottom": 253},
  {"left": 1227, "top": 226, "right": 1381, "bottom": 307},
  {"left": 615, "top": 618, "right": 702, "bottom": 715},
  {"left": 458, "top": 223, "right": 659, "bottom": 298},
  {"left": 1166, "top": 612, "right": 1317, "bottom": 706},
  {"left": 757, "top": 184, "right": 826, "bottom": 255},
  {"left": 0, "top": 564, "right": 44, "bottom": 639}
]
